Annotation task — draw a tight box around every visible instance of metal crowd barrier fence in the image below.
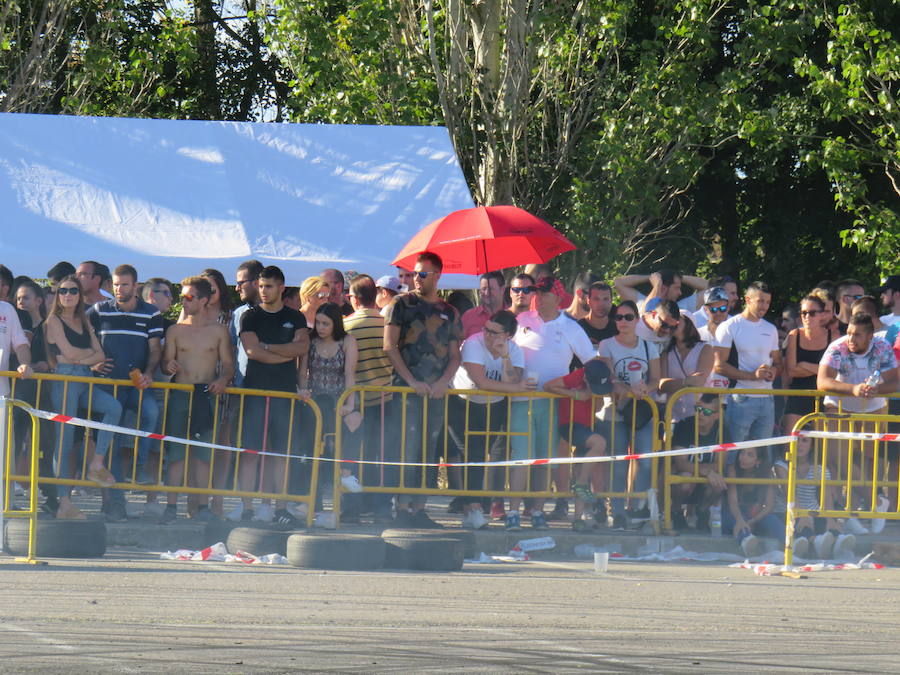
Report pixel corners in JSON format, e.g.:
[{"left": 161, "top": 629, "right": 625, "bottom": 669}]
[
  {"left": 784, "top": 411, "right": 900, "bottom": 566},
  {"left": 331, "top": 385, "right": 660, "bottom": 528},
  {"left": 662, "top": 386, "right": 900, "bottom": 532},
  {"left": 1, "top": 397, "right": 43, "bottom": 563},
  {"left": 0, "top": 371, "right": 323, "bottom": 528}
]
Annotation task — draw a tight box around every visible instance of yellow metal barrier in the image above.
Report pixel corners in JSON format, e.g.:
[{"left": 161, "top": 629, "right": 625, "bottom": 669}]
[
  {"left": 2, "top": 371, "right": 323, "bottom": 527},
  {"left": 1, "top": 397, "right": 44, "bottom": 563},
  {"left": 784, "top": 411, "right": 900, "bottom": 566},
  {"left": 662, "top": 386, "right": 900, "bottom": 532},
  {"left": 331, "top": 385, "right": 660, "bottom": 527}
]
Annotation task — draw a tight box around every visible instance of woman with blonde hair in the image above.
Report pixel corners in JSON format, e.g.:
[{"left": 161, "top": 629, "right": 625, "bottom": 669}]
[{"left": 299, "top": 276, "right": 330, "bottom": 327}]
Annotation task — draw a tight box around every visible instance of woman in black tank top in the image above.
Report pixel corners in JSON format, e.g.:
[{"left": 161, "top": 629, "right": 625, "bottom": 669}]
[{"left": 784, "top": 295, "right": 833, "bottom": 428}]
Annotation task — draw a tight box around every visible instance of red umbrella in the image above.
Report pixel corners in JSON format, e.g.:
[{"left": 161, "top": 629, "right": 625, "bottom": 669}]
[{"left": 391, "top": 205, "right": 576, "bottom": 275}]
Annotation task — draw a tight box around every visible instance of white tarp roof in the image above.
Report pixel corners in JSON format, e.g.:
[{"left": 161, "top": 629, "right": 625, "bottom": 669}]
[{"left": 0, "top": 112, "right": 476, "bottom": 286}]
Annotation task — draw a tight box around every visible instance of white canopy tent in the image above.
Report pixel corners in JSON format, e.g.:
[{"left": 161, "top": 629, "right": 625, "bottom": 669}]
[{"left": 0, "top": 113, "right": 476, "bottom": 287}]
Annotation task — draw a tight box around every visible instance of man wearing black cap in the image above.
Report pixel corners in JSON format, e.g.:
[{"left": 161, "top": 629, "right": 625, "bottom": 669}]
[{"left": 544, "top": 359, "right": 613, "bottom": 530}]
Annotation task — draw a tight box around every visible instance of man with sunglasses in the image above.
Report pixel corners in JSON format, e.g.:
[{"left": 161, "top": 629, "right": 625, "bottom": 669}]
[
  {"left": 507, "top": 273, "right": 536, "bottom": 316},
  {"left": 635, "top": 298, "right": 681, "bottom": 348},
  {"left": 836, "top": 279, "right": 865, "bottom": 334},
  {"left": 231, "top": 259, "right": 264, "bottom": 388},
  {"left": 693, "top": 287, "right": 731, "bottom": 332}
]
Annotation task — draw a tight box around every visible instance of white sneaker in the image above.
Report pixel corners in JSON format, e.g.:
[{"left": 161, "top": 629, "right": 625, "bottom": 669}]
[
  {"left": 871, "top": 496, "right": 890, "bottom": 534},
  {"left": 340, "top": 474, "right": 363, "bottom": 493},
  {"left": 286, "top": 502, "right": 309, "bottom": 519},
  {"left": 814, "top": 531, "right": 835, "bottom": 559},
  {"left": 225, "top": 502, "right": 244, "bottom": 522},
  {"left": 741, "top": 534, "right": 762, "bottom": 557},
  {"left": 143, "top": 501, "right": 166, "bottom": 519},
  {"left": 253, "top": 503, "right": 275, "bottom": 522},
  {"left": 834, "top": 533, "right": 856, "bottom": 557},
  {"left": 462, "top": 509, "right": 488, "bottom": 530},
  {"left": 844, "top": 517, "right": 869, "bottom": 535},
  {"left": 14, "top": 483, "right": 25, "bottom": 496},
  {"left": 793, "top": 536, "right": 809, "bottom": 559}
]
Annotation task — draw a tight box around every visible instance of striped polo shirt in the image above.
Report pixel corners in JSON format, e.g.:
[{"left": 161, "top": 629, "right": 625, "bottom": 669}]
[
  {"left": 87, "top": 298, "right": 164, "bottom": 380},
  {"left": 344, "top": 308, "right": 393, "bottom": 404}
]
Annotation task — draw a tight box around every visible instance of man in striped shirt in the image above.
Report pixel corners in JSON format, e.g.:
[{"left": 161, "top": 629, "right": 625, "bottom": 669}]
[
  {"left": 87, "top": 264, "right": 164, "bottom": 522},
  {"left": 345, "top": 274, "right": 395, "bottom": 523}
]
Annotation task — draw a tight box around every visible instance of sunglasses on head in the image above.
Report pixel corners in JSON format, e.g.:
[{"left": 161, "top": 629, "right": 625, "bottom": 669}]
[
  {"left": 708, "top": 304, "right": 728, "bottom": 313},
  {"left": 510, "top": 286, "right": 535, "bottom": 294},
  {"left": 57, "top": 287, "right": 79, "bottom": 296},
  {"left": 614, "top": 312, "right": 636, "bottom": 322},
  {"left": 695, "top": 405, "right": 716, "bottom": 416}
]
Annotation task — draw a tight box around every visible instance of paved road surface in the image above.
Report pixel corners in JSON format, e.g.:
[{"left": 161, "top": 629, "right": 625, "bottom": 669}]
[{"left": 1, "top": 551, "right": 898, "bottom": 672}]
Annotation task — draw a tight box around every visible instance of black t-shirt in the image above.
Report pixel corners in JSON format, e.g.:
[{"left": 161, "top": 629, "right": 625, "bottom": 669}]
[
  {"left": 240, "top": 305, "right": 307, "bottom": 392},
  {"left": 577, "top": 316, "right": 617, "bottom": 345},
  {"left": 672, "top": 416, "right": 730, "bottom": 463}
]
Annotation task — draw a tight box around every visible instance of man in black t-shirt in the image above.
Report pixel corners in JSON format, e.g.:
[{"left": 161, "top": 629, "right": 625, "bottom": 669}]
[
  {"left": 669, "top": 393, "right": 729, "bottom": 531},
  {"left": 239, "top": 265, "right": 308, "bottom": 525}
]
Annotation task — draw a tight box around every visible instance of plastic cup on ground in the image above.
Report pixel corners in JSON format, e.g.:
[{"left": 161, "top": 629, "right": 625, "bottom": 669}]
[{"left": 594, "top": 551, "right": 609, "bottom": 573}]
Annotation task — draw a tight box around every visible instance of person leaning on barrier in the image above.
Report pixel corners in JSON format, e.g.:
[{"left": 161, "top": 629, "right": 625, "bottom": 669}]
[
  {"left": 44, "top": 275, "right": 122, "bottom": 519},
  {"left": 449, "top": 309, "right": 528, "bottom": 530},
  {"left": 544, "top": 359, "right": 613, "bottom": 532},
  {"left": 668, "top": 393, "right": 728, "bottom": 533},
  {"left": 383, "top": 250, "right": 461, "bottom": 529},
  {"left": 159, "top": 276, "right": 234, "bottom": 525},
  {"left": 238, "top": 265, "right": 309, "bottom": 526}
]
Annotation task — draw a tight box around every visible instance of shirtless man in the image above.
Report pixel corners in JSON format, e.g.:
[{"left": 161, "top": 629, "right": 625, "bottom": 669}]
[{"left": 160, "top": 277, "right": 234, "bottom": 523}]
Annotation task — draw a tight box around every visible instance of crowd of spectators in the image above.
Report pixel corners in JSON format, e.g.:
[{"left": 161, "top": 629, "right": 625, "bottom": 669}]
[{"left": 1, "top": 258, "right": 899, "bottom": 556}]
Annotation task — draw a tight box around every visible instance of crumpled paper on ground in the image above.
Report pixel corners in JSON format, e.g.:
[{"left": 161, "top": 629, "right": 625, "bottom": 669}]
[
  {"left": 730, "top": 552, "right": 884, "bottom": 576},
  {"left": 464, "top": 552, "right": 531, "bottom": 564},
  {"left": 160, "top": 542, "right": 288, "bottom": 564}
]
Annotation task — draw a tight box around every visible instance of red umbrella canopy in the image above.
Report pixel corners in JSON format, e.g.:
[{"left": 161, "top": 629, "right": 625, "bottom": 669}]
[{"left": 391, "top": 205, "right": 576, "bottom": 275}]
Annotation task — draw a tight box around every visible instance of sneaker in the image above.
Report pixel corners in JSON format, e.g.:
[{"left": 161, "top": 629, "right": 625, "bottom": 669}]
[
  {"left": 193, "top": 506, "right": 215, "bottom": 523},
  {"left": 446, "top": 496, "right": 466, "bottom": 514},
  {"left": 225, "top": 502, "right": 244, "bottom": 522},
  {"left": 14, "top": 482, "right": 25, "bottom": 496},
  {"left": 462, "top": 509, "right": 488, "bottom": 530},
  {"left": 411, "top": 509, "right": 444, "bottom": 529},
  {"left": 393, "top": 509, "right": 414, "bottom": 528},
  {"left": 571, "top": 483, "right": 594, "bottom": 505},
  {"left": 240, "top": 508, "right": 255, "bottom": 522},
  {"left": 286, "top": 503, "right": 309, "bottom": 520},
  {"left": 134, "top": 467, "right": 154, "bottom": 485},
  {"left": 505, "top": 511, "right": 522, "bottom": 531},
  {"left": 41, "top": 498, "right": 60, "bottom": 518},
  {"left": 834, "top": 533, "right": 856, "bottom": 556},
  {"left": 159, "top": 504, "right": 177, "bottom": 524},
  {"left": 872, "top": 495, "right": 890, "bottom": 534},
  {"left": 490, "top": 499, "right": 506, "bottom": 521},
  {"left": 813, "top": 531, "right": 835, "bottom": 559},
  {"left": 843, "top": 517, "right": 869, "bottom": 535},
  {"left": 549, "top": 499, "right": 569, "bottom": 521},
  {"left": 792, "top": 536, "right": 809, "bottom": 559},
  {"left": 340, "top": 474, "right": 363, "bottom": 493},
  {"left": 273, "top": 508, "right": 299, "bottom": 527},
  {"left": 530, "top": 510, "right": 549, "bottom": 530},
  {"left": 740, "top": 534, "right": 762, "bottom": 557},
  {"left": 253, "top": 503, "right": 275, "bottom": 523},
  {"left": 143, "top": 501, "right": 166, "bottom": 519},
  {"left": 105, "top": 501, "right": 129, "bottom": 523},
  {"left": 671, "top": 511, "right": 690, "bottom": 532}
]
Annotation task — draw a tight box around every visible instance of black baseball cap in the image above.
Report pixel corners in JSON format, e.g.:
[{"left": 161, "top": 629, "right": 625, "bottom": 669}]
[
  {"left": 584, "top": 359, "right": 613, "bottom": 395},
  {"left": 878, "top": 275, "right": 900, "bottom": 293}
]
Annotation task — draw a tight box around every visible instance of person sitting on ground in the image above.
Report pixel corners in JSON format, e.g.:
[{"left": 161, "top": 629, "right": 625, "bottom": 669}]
[
  {"left": 299, "top": 302, "right": 362, "bottom": 521},
  {"left": 724, "top": 446, "right": 783, "bottom": 557},
  {"left": 772, "top": 435, "right": 855, "bottom": 559},
  {"left": 659, "top": 313, "right": 714, "bottom": 422},
  {"left": 450, "top": 310, "right": 528, "bottom": 530},
  {"left": 299, "top": 276, "right": 330, "bottom": 328},
  {"left": 44, "top": 275, "right": 122, "bottom": 519},
  {"left": 160, "top": 277, "right": 234, "bottom": 524},
  {"left": 668, "top": 393, "right": 728, "bottom": 532},
  {"left": 544, "top": 359, "right": 614, "bottom": 531}
]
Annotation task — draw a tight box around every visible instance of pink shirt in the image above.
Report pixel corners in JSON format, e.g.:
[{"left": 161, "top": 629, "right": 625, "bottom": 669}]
[{"left": 462, "top": 306, "right": 492, "bottom": 339}]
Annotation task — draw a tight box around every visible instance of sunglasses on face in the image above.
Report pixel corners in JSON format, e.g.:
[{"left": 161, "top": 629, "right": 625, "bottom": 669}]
[
  {"left": 658, "top": 319, "right": 680, "bottom": 331},
  {"left": 842, "top": 294, "right": 863, "bottom": 302},
  {"left": 235, "top": 279, "right": 252, "bottom": 287},
  {"left": 708, "top": 304, "right": 728, "bottom": 313},
  {"left": 510, "top": 286, "right": 535, "bottom": 295},
  {"left": 415, "top": 270, "right": 435, "bottom": 279},
  {"left": 614, "top": 313, "right": 636, "bottom": 322},
  {"left": 316, "top": 292, "right": 328, "bottom": 299},
  {"left": 57, "top": 287, "right": 79, "bottom": 296},
  {"left": 695, "top": 405, "right": 716, "bottom": 416},
  {"left": 800, "top": 310, "right": 820, "bottom": 317},
  {"left": 182, "top": 294, "right": 196, "bottom": 302}
]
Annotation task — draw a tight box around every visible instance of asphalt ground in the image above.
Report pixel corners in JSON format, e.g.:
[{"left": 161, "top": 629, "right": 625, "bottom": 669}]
[{"left": 1, "top": 551, "right": 899, "bottom": 673}]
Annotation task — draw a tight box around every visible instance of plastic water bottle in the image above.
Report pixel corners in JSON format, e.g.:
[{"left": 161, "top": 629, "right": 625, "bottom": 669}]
[
  {"left": 709, "top": 505, "right": 722, "bottom": 538},
  {"left": 866, "top": 370, "right": 881, "bottom": 388}
]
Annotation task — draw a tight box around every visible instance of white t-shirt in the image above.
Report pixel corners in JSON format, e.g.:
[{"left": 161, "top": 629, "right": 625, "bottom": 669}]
[
  {"left": 514, "top": 311, "right": 595, "bottom": 387},
  {"left": 715, "top": 314, "right": 779, "bottom": 390},
  {"left": 598, "top": 336, "right": 659, "bottom": 387},
  {"left": 698, "top": 322, "right": 730, "bottom": 390},
  {"left": 692, "top": 307, "right": 709, "bottom": 328},
  {"left": 881, "top": 313, "right": 900, "bottom": 326},
  {"left": 637, "top": 291, "right": 699, "bottom": 314},
  {"left": 635, "top": 316, "right": 672, "bottom": 348},
  {"left": 0, "top": 301, "right": 28, "bottom": 397},
  {"left": 453, "top": 332, "right": 524, "bottom": 404}
]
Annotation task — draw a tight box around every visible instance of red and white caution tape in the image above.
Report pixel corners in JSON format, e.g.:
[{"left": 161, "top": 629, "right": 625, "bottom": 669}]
[
  {"left": 795, "top": 430, "right": 900, "bottom": 443},
  {"left": 730, "top": 552, "right": 884, "bottom": 576}
]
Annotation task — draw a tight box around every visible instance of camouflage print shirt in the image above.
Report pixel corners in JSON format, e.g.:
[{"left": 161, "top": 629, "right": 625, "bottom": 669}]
[{"left": 385, "top": 292, "right": 461, "bottom": 385}]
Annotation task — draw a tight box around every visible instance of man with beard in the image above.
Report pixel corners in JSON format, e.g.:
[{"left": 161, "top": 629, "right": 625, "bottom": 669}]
[
  {"left": 232, "top": 260, "right": 264, "bottom": 387},
  {"left": 576, "top": 281, "right": 617, "bottom": 347},
  {"left": 565, "top": 271, "right": 602, "bottom": 321},
  {"left": 462, "top": 271, "right": 506, "bottom": 338}
]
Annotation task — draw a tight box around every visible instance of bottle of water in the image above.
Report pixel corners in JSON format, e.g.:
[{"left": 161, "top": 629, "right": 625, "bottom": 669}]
[
  {"left": 709, "top": 504, "right": 722, "bottom": 538},
  {"left": 866, "top": 370, "right": 881, "bottom": 388}
]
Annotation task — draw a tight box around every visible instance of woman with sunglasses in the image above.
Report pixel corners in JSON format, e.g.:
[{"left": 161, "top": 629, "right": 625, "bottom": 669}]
[
  {"left": 299, "top": 276, "right": 331, "bottom": 328},
  {"left": 783, "top": 295, "right": 833, "bottom": 436},
  {"left": 44, "top": 275, "right": 123, "bottom": 518},
  {"left": 660, "top": 314, "right": 714, "bottom": 422},
  {"left": 597, "top": 300, "right": 661, "bottom": 527}
]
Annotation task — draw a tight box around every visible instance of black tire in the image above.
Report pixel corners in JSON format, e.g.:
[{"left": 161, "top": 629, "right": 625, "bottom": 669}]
[
  {"left": 3, "top": 518, "right": 106, "bottom": 558},
  {"left": 202, "top": 519, "right": 240, "bottom": 549},
  {"left": 226, "top": 526, "right": 302, "bottom": 557},
  {"left": 381, "top": 535, "right": 464, "bottom": 571},
  {"left": 380, "top": 528, "right": 476, "bottom": 559},
  {"left": 286, "top": 533, "right": 385, "bottom": 570}
]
